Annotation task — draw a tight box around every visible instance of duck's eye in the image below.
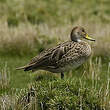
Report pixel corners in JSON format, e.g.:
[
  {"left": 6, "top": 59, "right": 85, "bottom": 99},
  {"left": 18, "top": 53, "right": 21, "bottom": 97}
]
[{"left": 82, "top": 30, "right": 86, "bottom": 35}]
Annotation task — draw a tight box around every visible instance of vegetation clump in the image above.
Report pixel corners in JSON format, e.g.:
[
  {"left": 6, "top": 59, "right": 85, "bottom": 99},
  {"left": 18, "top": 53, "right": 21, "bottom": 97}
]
[{"left": 17, "top": 78, "right": 105, "bottom": 110}]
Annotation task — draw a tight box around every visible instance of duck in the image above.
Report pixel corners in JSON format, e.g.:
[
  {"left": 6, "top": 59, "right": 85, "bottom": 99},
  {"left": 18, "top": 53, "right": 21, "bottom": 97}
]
[{"left": 16, "top": 26, "right": 95, "bottom": 79}]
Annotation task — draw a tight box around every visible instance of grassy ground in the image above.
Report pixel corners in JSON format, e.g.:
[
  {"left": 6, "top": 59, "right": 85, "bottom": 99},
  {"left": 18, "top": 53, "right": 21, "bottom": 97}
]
[
  {"left": 0, "top": 0, "right": 110, "bottom": 109},
  {"left": 0, "top": 56, "right": 110, "bottom": 109}
]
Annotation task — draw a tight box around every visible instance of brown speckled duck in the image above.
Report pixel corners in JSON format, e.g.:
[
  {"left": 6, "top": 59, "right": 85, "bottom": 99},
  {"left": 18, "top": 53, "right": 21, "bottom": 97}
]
[{"left": 16, "top": 26, "right": 95, "bottom": 79}]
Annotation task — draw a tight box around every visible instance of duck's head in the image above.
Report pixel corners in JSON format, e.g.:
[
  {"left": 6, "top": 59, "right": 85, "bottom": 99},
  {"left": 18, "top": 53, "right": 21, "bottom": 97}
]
[{"left": 70, "top": 26, "right": 95, "bottom": 42}]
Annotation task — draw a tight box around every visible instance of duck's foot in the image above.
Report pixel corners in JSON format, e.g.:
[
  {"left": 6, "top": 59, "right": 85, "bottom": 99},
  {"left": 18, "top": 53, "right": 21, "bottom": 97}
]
[{"left": 61, "top": 72, "right": 64, "bottom": 79}]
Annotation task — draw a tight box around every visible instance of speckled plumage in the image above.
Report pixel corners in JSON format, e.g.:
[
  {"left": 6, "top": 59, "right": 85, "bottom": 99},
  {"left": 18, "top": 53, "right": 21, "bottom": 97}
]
[{"left": 16, "top": 26, "right": 95, "bottom": 78}]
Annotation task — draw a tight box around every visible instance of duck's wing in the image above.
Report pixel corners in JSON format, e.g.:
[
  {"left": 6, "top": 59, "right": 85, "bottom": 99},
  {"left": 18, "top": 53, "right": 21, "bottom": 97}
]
[{"left": 17, "top": 41, "right": 73, "bottom": 71}]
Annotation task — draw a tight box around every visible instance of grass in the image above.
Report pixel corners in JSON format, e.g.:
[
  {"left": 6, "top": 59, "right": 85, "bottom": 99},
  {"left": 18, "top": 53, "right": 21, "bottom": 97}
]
[
  {"left": 0, "top": 56, "right": 110, "bottom": 109},
  {"left": 0, "top": 0, "right": 110, "bottom": 25},
  {"left": 0, "top": 21, "right": 110, "bottom": 57},
  {"left": 0, "top": 63, "right": 10, "bottom": 90},
  {"left": 0, "top": 0, "right": 110, "bottom": 109},
  {"left": 0, "top": 56, "right": 33, "bottom": 90}
]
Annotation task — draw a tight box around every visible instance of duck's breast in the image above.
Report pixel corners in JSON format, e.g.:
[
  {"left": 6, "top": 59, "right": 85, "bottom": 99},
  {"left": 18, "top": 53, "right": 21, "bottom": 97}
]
[{"left": 60, "top": 41, "right": 92, "bottom": 72}]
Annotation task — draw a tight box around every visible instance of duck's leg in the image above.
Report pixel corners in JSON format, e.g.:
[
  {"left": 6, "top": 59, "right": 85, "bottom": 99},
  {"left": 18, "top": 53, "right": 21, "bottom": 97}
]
[{"left": 61, "top": 72, "right": 64, "bottom": 79}]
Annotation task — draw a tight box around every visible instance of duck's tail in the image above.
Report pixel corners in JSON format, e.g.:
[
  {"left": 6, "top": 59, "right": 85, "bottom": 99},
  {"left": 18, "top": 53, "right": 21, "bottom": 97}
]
[
  {"left": 16, "top": 65, "right": 27, "bottom": 70},
  {"left": 16, "top": 64, "right": 35, "bottom": 71}
]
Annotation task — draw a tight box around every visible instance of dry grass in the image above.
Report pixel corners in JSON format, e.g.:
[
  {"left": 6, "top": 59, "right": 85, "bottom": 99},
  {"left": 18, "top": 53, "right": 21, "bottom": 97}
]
[
  {"left": 0, "top": 20, "right": 110, "bottom": 56},
  {"left": 0, "top": 95, "right": 16, "bottom": 110},
  {"left": 0, "top": 63, "right": 10, "bottom": 90}
]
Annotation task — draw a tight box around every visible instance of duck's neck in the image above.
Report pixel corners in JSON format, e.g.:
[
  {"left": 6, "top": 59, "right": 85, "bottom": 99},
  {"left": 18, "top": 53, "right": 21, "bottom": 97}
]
[{"left": 71, "top": 36, "right": 82, "bottom": 42}]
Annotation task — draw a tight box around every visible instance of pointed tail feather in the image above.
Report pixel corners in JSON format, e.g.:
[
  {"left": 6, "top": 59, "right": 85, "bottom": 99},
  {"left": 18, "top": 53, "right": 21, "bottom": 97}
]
[
  {"left": 16, "top": 65, "right": 28, "bottom": 70},
  {"left": 16, "top": 63, "right": 37, "bottom": 71}
]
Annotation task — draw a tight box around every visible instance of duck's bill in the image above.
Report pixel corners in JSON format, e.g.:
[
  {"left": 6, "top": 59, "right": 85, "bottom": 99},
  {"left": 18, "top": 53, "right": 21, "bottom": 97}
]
[{"left": 85, "top": 34, "right": 95, "bottom": 41}]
